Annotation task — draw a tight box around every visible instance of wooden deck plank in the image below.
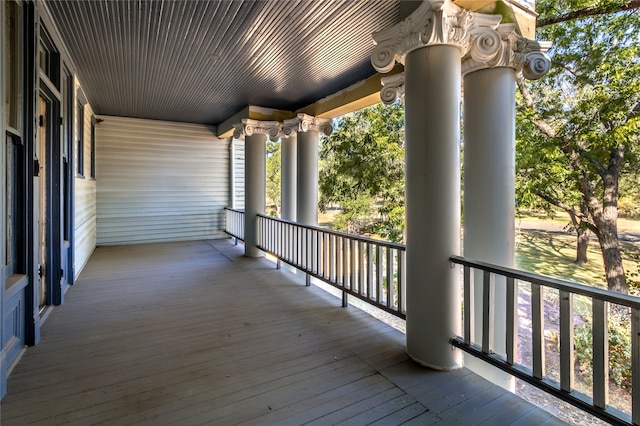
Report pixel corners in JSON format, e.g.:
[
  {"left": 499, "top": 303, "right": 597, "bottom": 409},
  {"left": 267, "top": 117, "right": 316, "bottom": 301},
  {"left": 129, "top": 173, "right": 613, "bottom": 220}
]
[
  {"left": 235, "top": 374, "right": 394, "bottom": 425},
  {"left": 1, "top": 240, "right": 565, "bottom": 425}
]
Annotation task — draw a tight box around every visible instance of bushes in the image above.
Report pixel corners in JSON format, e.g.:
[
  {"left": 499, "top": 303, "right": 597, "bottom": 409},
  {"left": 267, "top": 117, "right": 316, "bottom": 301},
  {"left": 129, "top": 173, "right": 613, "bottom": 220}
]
[{"left": 574, "top": 309, "right": 632, "bottom": 390}]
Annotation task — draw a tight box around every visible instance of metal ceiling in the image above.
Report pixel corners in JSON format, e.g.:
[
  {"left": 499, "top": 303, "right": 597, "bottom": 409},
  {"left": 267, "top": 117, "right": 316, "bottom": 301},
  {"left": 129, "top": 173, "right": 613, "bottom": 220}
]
[{"left": 45, "top": 0, "right": 402, "bottom": 126}]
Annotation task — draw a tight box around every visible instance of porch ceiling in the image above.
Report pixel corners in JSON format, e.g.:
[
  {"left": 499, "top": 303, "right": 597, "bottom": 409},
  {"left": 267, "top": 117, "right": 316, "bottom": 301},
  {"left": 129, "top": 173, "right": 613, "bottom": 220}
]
[{"left": 45, "top": 0, "right": 402, "bottom": 126}]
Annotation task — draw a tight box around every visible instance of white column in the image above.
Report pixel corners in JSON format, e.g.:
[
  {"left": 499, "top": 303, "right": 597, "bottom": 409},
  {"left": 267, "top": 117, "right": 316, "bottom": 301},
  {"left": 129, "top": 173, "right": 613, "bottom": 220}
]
[
  {"left": 229, "top": 138, "right": 236, "bottom": 209},
  {"left": 404, "top": 45, "right": 462, "bottom": 370},
  {"left": 372, "top": 1, "right": 551, "bottom": 372},
  {"left": 280, "top": 135, "right": 297, "bottom": 221},
  {"left": 244, "top": 133, "right": 266, "bottom": 257},
  {"left": 283, "top": 114, "right": 332, "bottom": 227},
  {"left": 461, "top": 23, "right": 552, "bottom": 388},
  {"left": 296, "top": 130, "right": 319, "bottom": 226},
  {"left": 371, "top": 0, "right": 477, "bottom": 370},
  {"left": 463, "top": 66, "right": 516, "bottom": 388},
  {"left": 234, "top": 119, "right": 282, "bottom": 257}
]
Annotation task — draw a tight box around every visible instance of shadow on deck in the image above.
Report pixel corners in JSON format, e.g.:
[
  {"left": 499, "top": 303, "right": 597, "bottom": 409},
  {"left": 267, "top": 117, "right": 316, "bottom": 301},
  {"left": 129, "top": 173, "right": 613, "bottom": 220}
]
[{"left": 1, "top": 239, "right": 565, "bottom": 425}]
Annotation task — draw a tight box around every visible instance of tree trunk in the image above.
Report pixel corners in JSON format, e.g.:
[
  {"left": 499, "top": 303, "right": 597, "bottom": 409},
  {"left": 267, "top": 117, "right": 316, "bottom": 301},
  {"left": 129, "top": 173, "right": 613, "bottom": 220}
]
[
  {"left": 576, "top": 227, "right": 589, "bottom": 264},
  {"left": 595, "top": 223, "right": 627, "bottom": 293},
  {"left": 566, "top": 208, "right": 589, "bottom": 264}
]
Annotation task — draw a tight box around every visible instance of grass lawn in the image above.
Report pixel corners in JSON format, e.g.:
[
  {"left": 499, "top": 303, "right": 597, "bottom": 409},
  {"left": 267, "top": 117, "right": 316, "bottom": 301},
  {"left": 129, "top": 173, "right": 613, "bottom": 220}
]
[
  {"left": 515, "top": 213, "right": 640, "bottom": 291},
  {"left": 515, "top": 230, "right": 640, "bottom": 288}
]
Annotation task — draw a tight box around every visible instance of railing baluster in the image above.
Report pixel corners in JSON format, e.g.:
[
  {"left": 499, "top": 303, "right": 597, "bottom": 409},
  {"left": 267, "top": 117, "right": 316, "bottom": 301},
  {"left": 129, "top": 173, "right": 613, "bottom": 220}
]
[
  {"left": 323, "top": 232, "right": 328, "bottom": 279},
  {"left": 592, "top": 299, "right": 609, "bottom": 409},
  {"left": 358, "top": 241, "right": 364, "bottom": 296},
  {"left": 315, "top": 231, "right": 322, "bottom": 275},
  {"left": 506, "top": 277, "right": 517, "bottom": 365},
  {"left": 376, "top": 245, "right": 382, "bottom": 302},
  {"left": 559, "top": 290, "right": 574, "bottom": 392},
  {"left": 464, "top": 266, "right": 473, "bottom": 346},
  {"left": 308, "top": 229, "right": 313, "bottom": 272},
  {"left": 350, "top": 239, "right": 356, "bottom": 292},
  {"left": 398, "top": 250, "right": 405, "bottom": 315},
  {"left": 336, "top": 236, "right": 342, "bottom": 284},
  {"left": 343, "top": 237, "right": 348, "bottom": 286},
  {"left": 482, "top": 271, "right": 493, "bottom": 355},
  {"left": 532, "top": 283, "right": 545, "bottom": 379},
  {"left": 367, "top": 243, "right": 373, "bottom": 299},
  {"left": 633, "top": 308, "right": 640, "bottom": 425},
  {"left": 386, "top": 247, "right": 393, "bottom": 308}
]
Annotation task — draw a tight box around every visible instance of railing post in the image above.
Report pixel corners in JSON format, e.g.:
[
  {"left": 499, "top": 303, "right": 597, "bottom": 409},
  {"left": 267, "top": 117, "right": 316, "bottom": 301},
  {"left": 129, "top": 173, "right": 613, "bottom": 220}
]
[
  {"left": 592, "top": 299, "right": 609, "bottom": 409},
  {"left": 481, "top": 271, "right": 494, "bottom": 355},
  {"left": 559, "top": 290, "right": 574, "bottom": 392},
  {"left": 464, "top": 266, "right": 474, "bottom": 346},
  {"left": 532, "top": 283, "right": 545, "bottom": 379},
  {"left": 506, "top": 277, "right": 517, "bottom": 365}
]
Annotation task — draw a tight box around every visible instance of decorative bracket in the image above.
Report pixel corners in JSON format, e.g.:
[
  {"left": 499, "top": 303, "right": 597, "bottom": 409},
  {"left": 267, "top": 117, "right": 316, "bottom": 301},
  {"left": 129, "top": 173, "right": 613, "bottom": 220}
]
[{"left": 380, "top": 73, "right": 405, "bottom": 105}]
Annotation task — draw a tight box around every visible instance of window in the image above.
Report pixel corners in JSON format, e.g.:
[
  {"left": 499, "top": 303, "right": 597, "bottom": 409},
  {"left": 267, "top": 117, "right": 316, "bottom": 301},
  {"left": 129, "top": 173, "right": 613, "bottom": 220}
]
[
  {"left": 39, "top": 25, "right": 60, "bottom": 89},
  {"left": 4, "top": 0, "right": 23, "bottom": 132},
  {"left": 76, "top": 89, "right": 86, "bottom": 177},
  {"left": 90, "top": 115, "right": 96, "bottom": 178},
  {"left": 5, "top": 132, "right": 25, "bottom": 276}
]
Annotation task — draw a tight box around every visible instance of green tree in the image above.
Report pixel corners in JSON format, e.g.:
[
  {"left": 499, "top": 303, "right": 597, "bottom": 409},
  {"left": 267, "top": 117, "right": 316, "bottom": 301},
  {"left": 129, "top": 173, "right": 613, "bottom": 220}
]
[
  {"left": 319, "top": 101, "right": 405, "bottom": 243},
  {"left": 266, "top": 140, "right": 281, "bottom": 217},
  {"left": 516, "top": 1, "right": 640, "bottom": 292}
]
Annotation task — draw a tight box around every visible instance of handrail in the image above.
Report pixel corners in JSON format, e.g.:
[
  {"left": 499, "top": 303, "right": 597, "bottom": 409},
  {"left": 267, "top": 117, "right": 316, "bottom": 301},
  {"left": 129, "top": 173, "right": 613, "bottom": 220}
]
[
  {"left": 451, "top": 255, "right": 640, "bottom": 309},
  {"left": 223, "top": 207, "right": 245, "bottom": 242},
  {"left": 450, "top": 255, "right": 639, "bottom": 426},
  {"left": 256, "top": 213, "right": 406, "bottom": 319}
]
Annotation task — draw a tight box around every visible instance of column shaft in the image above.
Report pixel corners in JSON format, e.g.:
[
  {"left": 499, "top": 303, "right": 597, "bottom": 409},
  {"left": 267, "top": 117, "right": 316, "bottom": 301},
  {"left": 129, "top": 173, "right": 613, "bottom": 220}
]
[
  {"left": 244, "top": 133, "right": 266, "bottom": 257},
  {"left": 405, "top": 45, "right": 462, "bottom": 370},
  {"left": 296, "top": 130, "right": 319, "bottom": 226},
  {"left": 281, "top": 136, "right": 297, "bottom": 221},
  {"left": 464, "top": 67, "right": 516, "bottom": 356}
]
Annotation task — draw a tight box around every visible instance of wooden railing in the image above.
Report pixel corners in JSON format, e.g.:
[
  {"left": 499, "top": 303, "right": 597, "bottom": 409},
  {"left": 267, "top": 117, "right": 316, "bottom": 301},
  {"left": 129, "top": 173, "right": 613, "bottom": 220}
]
[
  {"left": 256, "top": 214, "right": 406, "bottom": 318},
  {"left": 223, "top": 208, "right": 638, "bottom": 425},
  {"left": 450, "top": 256, "right": 640, "bottom": 426},
  {"left": 223, "top": 207, "right": 244, "bottom": 243}
]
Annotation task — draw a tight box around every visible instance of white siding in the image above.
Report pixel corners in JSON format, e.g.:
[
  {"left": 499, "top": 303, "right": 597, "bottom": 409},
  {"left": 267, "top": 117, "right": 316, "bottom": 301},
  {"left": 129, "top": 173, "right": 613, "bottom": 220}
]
[
  {"left": 96, "top": 116, "right": 229, "bottom": 245},
  {"left": 74, "top": 93, "right": 96, "bottom": 278},
  {"left": 233, "top": 138, "right": 245, "bottom": 209}
]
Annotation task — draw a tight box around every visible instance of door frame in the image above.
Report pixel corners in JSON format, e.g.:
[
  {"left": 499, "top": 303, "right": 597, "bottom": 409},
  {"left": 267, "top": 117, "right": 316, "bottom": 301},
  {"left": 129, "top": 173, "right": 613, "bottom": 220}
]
[{"left": 38, "top": 83, "right": 63, "bottom": 309}]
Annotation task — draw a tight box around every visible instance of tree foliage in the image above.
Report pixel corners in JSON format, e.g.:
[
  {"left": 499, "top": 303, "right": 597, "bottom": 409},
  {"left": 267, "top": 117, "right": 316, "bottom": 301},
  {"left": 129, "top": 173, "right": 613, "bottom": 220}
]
[
  {"left": 266, "top": 140, "right": 281, "bottom": 216},
  {"left": 319, "top": 101, "right": 405, "bottom": 243},
  {"left": 516, "top": 1, "right": 640, "bottom": 292}
]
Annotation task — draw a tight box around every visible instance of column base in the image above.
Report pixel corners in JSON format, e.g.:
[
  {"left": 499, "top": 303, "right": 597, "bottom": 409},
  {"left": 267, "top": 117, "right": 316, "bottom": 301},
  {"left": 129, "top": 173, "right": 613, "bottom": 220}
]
[{"left": 407, "top": 349, "right": 463, "bottom": 371}]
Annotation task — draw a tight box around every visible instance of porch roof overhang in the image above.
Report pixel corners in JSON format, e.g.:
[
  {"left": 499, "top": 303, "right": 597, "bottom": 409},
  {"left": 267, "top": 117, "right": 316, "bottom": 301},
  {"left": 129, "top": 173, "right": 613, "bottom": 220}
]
[{"left": 43, "top": 0, "right": 537, "bottom": 138}]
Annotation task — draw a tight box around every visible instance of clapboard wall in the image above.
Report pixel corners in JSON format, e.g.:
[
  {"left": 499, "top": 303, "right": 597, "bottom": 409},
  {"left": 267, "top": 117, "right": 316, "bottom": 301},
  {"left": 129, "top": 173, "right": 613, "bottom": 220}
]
[
  {"left": 74, "top": 92, "right": 97, "bottom": 278},
  {"left": 232, "top": 138, "right": 245, "bottom": 209},
  {"left": 95, "top": 116, "right": 228, "bottom": 245}
]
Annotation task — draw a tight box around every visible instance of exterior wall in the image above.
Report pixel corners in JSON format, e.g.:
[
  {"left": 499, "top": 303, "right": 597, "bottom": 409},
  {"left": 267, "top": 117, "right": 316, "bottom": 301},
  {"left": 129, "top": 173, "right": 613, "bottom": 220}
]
[
  {"left": 233, "top": 138, "right": 245, "bottom": 209},
  {"left": 96, "top": 116, "right": 229, "bottom": 245},
  {"left": 74, "top": 92, "right": 96, "bottom": 278}
]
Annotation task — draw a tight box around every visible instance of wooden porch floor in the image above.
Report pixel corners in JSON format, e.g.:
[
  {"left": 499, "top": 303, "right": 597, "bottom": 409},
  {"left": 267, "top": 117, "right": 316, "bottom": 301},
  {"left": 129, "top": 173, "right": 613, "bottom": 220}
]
[{"left": 1, "top": 239, "right": 565, "bottom": 425}]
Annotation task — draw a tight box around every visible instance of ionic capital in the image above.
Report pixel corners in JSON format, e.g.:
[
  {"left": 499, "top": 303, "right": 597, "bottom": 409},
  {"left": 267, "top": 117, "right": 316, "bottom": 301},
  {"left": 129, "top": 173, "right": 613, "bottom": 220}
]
[
  {"left": 462, "top": 24, "right": 552, "bottom": 80},
  {"left": 371, "top": 0, "right": 502, "bottom": 74},
  {"left": 380, "top": 73, "right": 405, "bottom": 105},
  {"left": 232, "top": 119, "right": 282, "bottom": 141},
  {"left": 282, "top": 113, "right": 333, "bottom": 137},
  {"left": 513, "top": 34, "right": 552, "bottom": 80}
]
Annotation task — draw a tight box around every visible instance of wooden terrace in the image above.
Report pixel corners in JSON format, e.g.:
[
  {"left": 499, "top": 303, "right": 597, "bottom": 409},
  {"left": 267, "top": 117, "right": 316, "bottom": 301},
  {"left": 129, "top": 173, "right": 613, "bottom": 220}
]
[{"left": 1, "top": 239, "right": 564, "bottom": 425}]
